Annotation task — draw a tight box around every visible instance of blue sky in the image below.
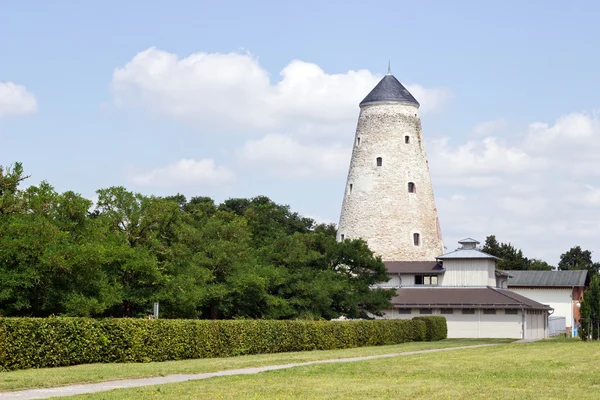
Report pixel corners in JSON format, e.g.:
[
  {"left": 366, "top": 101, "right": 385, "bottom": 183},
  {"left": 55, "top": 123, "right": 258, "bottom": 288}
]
[{"left": 2, "top": 1, "right": 600, "bottom": 265}]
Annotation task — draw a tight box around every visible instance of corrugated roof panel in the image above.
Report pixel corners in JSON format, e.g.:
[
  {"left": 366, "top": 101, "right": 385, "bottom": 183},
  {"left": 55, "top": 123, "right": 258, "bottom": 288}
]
[{"left": 506, "top": 270, "right": 588, "bottom": 287}]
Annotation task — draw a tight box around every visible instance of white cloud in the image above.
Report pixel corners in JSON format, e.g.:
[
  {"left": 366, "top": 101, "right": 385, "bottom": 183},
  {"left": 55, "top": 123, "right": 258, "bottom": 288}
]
[
  {"left": 431, "top": 111, "right": 600, "bottom": 265},
  {"left": 111, "top": 47, "right": 451, "bottom": 135},
  {"left": 428, "top": 136, "right": 547, "bottom": 188},
  {"left": 127, "top": 158, "right": 234, "bottom": 188},
  {"left": 470, "top": 118, "right": 507, "bottom": 137},
  {"left": 0, "top": 82, "right": 37, "bottom": 118},
  {"left": 236, "top": 133, "right": 350, "bottom": 179}
]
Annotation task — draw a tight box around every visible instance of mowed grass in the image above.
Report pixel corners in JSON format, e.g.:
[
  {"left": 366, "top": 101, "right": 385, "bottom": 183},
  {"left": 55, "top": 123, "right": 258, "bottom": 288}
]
[
  {"left": 0, "top": 339, "right": 508, "bottom": 392},
  {"left": 71, "top": 340, "right": 600, "bottom": 400}
]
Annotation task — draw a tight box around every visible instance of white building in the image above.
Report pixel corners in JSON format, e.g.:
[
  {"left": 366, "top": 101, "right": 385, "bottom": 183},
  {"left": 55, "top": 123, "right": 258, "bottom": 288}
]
[
  {"left": 379, "top": 238, "right": 551, "bottom": 340},
  {"left": 506, "top": 270, "right": 588, "bottom": 337}
]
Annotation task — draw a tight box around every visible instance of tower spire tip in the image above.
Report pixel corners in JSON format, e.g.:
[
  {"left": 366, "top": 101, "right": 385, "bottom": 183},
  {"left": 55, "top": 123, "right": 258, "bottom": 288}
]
[{"left": 387, "top": 60, "right": 391, "bottom": 75}]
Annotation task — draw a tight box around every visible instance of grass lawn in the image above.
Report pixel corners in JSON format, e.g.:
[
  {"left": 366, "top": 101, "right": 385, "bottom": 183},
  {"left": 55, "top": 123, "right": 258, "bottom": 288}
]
[
  {"left": 0, "top": 339, "right": 507, "bottom": 392},
  {"left": 69, "top": 339, "right": 600, "bottom": 400}
]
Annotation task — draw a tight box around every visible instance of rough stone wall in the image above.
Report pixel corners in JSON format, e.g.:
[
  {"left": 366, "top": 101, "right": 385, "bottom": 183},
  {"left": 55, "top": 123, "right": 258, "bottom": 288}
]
[{"left": 337, "top": 102, "right": 444, "bottom": 261}]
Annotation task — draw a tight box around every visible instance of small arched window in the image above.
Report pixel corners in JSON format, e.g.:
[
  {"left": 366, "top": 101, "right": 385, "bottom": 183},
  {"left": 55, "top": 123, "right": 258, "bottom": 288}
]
[
  {"left": 357, "top": 137, "right": 361, "bottom": 146},
  {"left": 340, "top": 234, "right": 345, "bottom": 241},
  {"left": 405, "top": 136, "right": 410, "bottom": 144},
  {"left": 376, "top": 157, "right": 382, "bottom": 167},
  {"left": 349, "top": 184, "right": 353, "bottom": 193},
  {"left": 408, "top": 182, "right": 415, "bottom": 193},
  {"left": 413, "top": 233, "right": 420, "bottom": 246}
]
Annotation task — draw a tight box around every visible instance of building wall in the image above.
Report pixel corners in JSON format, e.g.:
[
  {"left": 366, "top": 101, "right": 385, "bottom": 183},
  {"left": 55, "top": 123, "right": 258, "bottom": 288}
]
[
  {"left": 509, "top": 288, "right": 572, "bottom": 328},
  {"left": 572, "top": 286, "right": 585, "bottom": 326},
  {"left": 400, "top": 274, "right": 415, "bottom": 286},
  {"left": 441, "top": 259, "right": 496, "bottom": 287},
  {"left": 477, "top": 310, "right": 522, "bottom": 338},
  {"left": 525, "top": 310, "right": 547, "bottom": 340},
  {"left": 384, "top": 275, "right": 401, "bottom": 287},
  {"left": 380, "top": 308, "right": 524, "bottom": 339},
  {"left": 336, "top": 102, "right": 444, "bottom": 261},
  {"left": 496, "top": 276, "right": 508, "bottom": 289}
]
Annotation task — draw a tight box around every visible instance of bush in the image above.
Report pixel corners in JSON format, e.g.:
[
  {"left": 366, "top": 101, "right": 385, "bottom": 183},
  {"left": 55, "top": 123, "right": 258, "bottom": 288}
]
[
  {"left": 0, "top": 317, "right": 427, "bottom": 371},
  {"left": 412, "top": 316, "right": 447, "bottom": 341}
]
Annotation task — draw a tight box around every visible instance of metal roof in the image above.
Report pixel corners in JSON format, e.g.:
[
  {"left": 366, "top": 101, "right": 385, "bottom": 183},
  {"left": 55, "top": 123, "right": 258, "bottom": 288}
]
[
  {"left": 458, "top": 237, "right": 480, "bottom": 245},
  {"left": 384, "top": 261, "right": 445, "bottom": 275},
  {"left": 436, "top": 248, "right": 500, "bottom": 260},
  {"left": 391, "top": 287, "right": 552, "bottom": 310},
  {"left": 359, "top": 74, "right": 420, "bottom": 108},
  {"left": 506, "top": 270, "right": 588, "bottom": 287}
]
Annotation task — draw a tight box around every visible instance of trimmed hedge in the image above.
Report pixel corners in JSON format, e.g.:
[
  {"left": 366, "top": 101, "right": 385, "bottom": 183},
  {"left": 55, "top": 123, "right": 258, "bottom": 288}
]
[
  {"left": 0, "top": 317, "right": 428, "bottom": 371},
  {"left": 412, "top": 316, "right": 448, "bottom": 341}
]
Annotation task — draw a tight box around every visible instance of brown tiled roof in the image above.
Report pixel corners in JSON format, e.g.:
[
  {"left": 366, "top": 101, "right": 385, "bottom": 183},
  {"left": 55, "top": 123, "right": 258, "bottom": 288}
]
[
  {"left": 391, "top": 287, "right": 552, "bottom": 310},
  {"left": 384, "top": 261, "right": 445, "bottom": 274}
]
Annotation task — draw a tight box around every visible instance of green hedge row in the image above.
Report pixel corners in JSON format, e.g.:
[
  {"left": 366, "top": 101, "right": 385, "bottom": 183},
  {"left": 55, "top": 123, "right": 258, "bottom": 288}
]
[
  {"left": 413, "top": 316, "right": 448, "bottom": 341},
  {"left": 0, "top": 317, "right": 444, "bottom": 371}
]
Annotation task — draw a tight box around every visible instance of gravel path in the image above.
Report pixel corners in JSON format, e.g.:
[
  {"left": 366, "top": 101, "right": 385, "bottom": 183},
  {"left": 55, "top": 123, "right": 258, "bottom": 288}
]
[{"left": 0, "top": 344, "right": 499, "bottom": 400}]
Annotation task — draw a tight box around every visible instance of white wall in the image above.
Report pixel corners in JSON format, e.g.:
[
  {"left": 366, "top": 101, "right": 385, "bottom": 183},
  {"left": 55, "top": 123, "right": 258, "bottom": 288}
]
[
  {"left": 525, "top": 310, "right": 547, "bottom": 340},
  {"left": 383, "top": 275, "right": 401, "bottom": 287},
  {"left": 496, "top": 276, "right": 508, "bottom": 289},
  {"left": 510, "top": 288, "right": 572, "bottom": 327},
  {"left": 381, "top": 308, "right": 418, "bottom": 319},
  {"left": 400, "top": 274, "right": 415, "bottom": 286},
  {"left": 477, "top": 310, "right": 522, "bottom": 338},
  {"left": 445, "top": 309, "right": 522, "bottom": 338},
  {"left": 380, "top": 308, "right": 524, "bottom": 339},
  {"left": 441, "top": 259, "right": 496, "bottom": 287}
]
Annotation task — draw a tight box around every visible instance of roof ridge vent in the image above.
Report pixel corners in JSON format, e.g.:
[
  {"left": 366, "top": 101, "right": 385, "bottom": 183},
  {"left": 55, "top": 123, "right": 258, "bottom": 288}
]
[{"left": 458, "top": 237, "right": 480, "bottom": 250}]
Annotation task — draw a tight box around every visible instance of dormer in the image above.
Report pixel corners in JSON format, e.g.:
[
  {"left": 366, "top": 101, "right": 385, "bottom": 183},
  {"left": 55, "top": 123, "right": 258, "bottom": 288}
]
[{"left": 437, "top": 238, "right": 501, "bottom": 287}]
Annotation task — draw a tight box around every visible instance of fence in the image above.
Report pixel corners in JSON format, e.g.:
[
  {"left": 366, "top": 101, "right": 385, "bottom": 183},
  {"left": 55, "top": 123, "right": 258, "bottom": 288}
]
[{"left": 548, "top": 316, "right": 566, "bottom": 337}]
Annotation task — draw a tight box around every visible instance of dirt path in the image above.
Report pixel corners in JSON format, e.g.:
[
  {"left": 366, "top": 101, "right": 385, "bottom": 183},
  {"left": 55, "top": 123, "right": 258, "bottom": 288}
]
[{"left": 0, "top": 344, "right": 499, "bottom": 400}]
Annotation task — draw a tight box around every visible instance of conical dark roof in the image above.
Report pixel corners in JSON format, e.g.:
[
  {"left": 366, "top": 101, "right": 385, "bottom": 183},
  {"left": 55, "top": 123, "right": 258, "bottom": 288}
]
[{"left": 359, "top": 74, "right": 420, "bottom": 108}]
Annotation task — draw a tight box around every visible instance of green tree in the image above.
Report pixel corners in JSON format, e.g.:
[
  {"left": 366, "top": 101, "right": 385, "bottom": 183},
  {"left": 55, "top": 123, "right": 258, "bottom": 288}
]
[
  {"left": 0, "top": 162, "right": 29, "bottom": 214},
  {"left": 94, "top": 187, "right": 178, "bottom": 317},
  {"left": 0, "top": 182, "right": 120, "bottom": 317},
  {"left": 529, "top": 259, "right": 554, "bottom": 271},
  {"left": 579, "top": 275, "right": 600, "bottom": 340},
  {"left": 0, "top": 163, "right": 395, "bottom": 320},
  {"left": 220, "top": 196, "right": 315, "bottom": 247},
  {"left": 481, "top": 235, "right": 553, "bottom": 270},
  {"left": 558, "top": 246, "right": 600, "bottom": 276}
]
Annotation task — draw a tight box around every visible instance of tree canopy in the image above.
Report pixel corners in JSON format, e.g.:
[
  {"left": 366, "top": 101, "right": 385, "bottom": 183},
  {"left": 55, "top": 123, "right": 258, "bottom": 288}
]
[
  {"left": 579, "top": 275, "right": 600, "bottom": 340},
  {"left": 558, "top": 246, "right": 600, "bottom": 276},
  {"left": 481, "top": 235, "right": 553, "bottom": 270},
  {"left": 0, "top": 163, "right": 394, "bottom": 319}
]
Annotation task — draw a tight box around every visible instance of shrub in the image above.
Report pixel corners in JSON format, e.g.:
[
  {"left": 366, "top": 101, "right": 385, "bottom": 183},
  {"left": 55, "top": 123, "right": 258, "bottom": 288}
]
[
  {"left": 412, "top": 316, "right": 447, "bottom": 341},
  {"left": 0, "top": 317, "right": 427, "bottom": 371}
]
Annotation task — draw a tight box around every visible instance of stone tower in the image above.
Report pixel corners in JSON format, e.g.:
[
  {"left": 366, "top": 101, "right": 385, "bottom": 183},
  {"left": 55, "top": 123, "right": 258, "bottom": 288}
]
[{"left": 336, "top": 68, "right": 443, "bottom": 262}]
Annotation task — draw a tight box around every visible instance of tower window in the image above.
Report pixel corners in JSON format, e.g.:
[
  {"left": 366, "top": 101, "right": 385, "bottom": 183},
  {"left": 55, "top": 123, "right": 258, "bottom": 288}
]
[
  {"left": 408, "top": 182, "right": 415, "bottom": 193},
  {"left": 413, "top": 233, "right": 420, "bottom": 246},
  {"left": 357, "top": 137, "right": 360, "bottom": 146},
  {"left": 349, "top": 184, "right": 353, "bottom": 193},
  {"left": 376, "top": 157, "right": 382, "bottom": 167},
  {"left": 405, "top": 136, "right": 410, "bottom": 144},
  {"left": 340, "top": 234, "right": 345, "bottom": 241}
]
